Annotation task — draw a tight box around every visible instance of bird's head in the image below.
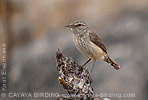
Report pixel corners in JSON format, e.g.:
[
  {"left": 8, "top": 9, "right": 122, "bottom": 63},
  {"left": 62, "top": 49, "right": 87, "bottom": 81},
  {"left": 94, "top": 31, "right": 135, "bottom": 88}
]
[{"left": 65, "top": 21, "right": 89, "bottom": 33}]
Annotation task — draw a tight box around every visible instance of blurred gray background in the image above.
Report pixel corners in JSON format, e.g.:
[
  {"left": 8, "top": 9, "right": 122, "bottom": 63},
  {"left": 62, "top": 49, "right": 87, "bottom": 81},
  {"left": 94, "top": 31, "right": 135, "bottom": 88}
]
[{"left": 0, "top": 0, "right": 148, "bottom": 100}]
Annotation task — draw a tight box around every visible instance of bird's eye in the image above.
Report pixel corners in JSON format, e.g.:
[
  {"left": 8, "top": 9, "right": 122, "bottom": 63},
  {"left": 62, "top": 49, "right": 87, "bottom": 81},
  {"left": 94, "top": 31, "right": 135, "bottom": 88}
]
[
  {"left": 76, "top": 24, "right": 82, "bottom": 27},
  {"left": 78, "top": 24, "right": 82, "bottom": 26}
]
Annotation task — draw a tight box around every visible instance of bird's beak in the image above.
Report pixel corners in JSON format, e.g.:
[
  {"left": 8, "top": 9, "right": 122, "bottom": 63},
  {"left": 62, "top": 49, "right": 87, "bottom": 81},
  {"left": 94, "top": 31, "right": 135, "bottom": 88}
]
[{"left": 65, "top": 24, "right": 74, "bottom": 28}]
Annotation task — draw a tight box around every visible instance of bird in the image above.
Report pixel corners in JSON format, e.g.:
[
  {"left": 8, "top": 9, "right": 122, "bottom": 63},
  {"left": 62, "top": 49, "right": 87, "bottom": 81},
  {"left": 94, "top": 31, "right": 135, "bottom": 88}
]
[{"left": 65, "top": 21, "right": 120, "bottom": 72}]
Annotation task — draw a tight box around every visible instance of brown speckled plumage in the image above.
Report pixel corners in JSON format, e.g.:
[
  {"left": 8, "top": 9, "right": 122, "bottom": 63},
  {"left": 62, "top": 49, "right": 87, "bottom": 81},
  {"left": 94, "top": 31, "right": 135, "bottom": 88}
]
[{"left": 66, "top": 21, "right": 120, "bottom": 71}]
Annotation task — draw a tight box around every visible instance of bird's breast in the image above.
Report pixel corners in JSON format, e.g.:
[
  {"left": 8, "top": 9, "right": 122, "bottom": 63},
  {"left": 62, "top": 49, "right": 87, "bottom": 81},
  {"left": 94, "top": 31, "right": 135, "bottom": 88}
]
[{"left": 73, "top": 34, "right": 105, "bottom": 60}]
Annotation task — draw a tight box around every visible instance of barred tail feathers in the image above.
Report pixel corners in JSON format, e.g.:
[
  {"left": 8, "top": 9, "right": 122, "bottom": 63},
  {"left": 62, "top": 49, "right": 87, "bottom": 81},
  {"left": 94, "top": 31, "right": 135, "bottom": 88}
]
[{"left": 105, "top": 56, "right": 120, "bottom": 70}]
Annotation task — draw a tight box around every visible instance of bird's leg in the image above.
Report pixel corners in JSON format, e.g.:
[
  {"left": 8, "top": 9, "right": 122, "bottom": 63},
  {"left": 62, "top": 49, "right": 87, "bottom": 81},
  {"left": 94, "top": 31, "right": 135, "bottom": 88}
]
[
  {"left": 90, "top": 60, "right": 96, "bottom": 73},
  {"left": 80, "top": 59, "right": 91, "bottom": 73},
  {"left": 82, "top": 58, "right": 91, "bottom": 67}
]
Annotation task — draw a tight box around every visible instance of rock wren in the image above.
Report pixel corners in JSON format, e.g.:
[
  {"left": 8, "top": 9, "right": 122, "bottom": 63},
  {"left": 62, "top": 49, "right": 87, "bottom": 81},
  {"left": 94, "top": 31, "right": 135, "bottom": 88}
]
[{"left": 65, "top": 21, "right": 120, "bottom": 72}]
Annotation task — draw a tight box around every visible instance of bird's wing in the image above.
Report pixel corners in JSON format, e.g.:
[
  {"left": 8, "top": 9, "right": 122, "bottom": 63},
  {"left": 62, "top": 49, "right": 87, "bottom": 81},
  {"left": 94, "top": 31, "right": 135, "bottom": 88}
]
[{"left": 89, "top": 32, "right": 107, "bottom": 53}]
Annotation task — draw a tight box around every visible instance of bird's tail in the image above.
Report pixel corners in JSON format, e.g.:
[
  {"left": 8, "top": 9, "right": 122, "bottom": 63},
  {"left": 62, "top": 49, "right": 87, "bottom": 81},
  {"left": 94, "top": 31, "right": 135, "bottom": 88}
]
[{"left": 104, "top": 56, "right": 120, "bottom": 70}]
